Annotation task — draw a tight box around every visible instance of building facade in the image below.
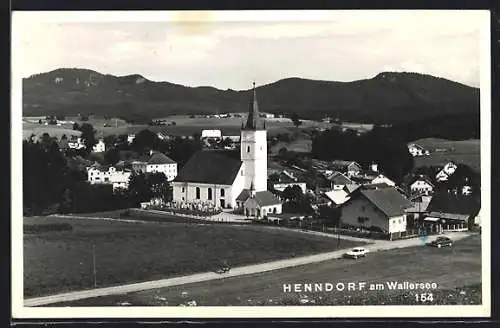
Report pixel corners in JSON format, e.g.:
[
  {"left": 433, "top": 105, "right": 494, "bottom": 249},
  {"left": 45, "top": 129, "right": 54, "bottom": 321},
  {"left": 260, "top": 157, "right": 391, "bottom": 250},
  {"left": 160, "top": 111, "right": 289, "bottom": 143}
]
[{"left": 87, "top": 166, "right": 131, "bottom": 190}]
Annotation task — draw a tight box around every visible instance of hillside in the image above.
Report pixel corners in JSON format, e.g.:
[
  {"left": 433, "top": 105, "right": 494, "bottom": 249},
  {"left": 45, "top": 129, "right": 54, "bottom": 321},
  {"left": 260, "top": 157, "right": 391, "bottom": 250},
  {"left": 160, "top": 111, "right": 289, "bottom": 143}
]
[{"left": 22, "top": 69, "right": 479, "bottom": 124}]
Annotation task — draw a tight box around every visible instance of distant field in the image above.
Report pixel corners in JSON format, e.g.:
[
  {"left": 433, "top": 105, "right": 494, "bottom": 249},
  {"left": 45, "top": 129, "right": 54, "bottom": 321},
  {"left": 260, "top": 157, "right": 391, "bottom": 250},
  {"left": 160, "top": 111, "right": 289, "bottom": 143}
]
[
  {"left": 412, "top": 138, "right": 481, "bottom": 172},
  {"left": 24, "top": 216, "right": 362, "bottom": 297},
  {"left": 22, "top": 115, "right": 331, "bottom": 140}
]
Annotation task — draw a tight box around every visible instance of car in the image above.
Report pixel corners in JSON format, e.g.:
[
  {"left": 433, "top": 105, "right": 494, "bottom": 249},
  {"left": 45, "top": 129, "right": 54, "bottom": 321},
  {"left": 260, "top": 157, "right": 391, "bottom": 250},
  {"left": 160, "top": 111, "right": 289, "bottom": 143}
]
[
  {"left": 343, "top": 247, "right": 369, "bottom": 259},
  {"left": 429, "top": 236, "right": 453, "bottom": 248}
]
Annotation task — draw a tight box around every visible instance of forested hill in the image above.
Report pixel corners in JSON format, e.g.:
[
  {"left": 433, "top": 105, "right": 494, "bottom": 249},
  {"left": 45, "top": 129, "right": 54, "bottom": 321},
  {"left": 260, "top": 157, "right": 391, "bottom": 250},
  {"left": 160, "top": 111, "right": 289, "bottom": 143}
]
[{"left": 23, "top": 68, "right": 479, "bottom": 124}]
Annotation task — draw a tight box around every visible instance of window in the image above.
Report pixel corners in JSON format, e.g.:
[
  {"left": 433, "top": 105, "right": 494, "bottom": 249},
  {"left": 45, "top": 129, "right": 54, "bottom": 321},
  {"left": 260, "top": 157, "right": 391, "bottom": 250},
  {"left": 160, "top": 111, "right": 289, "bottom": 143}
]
[
  {"left": 181, "top": 187, "right": 185, "bottom": 192},
  {"left": 247, "top": 146, "right": 250, "bottom": 153},
  {"left": 220, "top": 188, "right": 225, "bottom": 197},
  {"left": 398, "top": 219, "right": 401, "bottom": 224},
  {"left": 361, "top": 205, "right": 366, "bottom": 212},
  {"left": 208, "top": 188, "right": 213, "bottom": 200},
  {"left": 196, "top": 187, "right": 200, "bottom": 199},
  {"left": 104, "top": 177, "right": 109, "bottom": 182}
]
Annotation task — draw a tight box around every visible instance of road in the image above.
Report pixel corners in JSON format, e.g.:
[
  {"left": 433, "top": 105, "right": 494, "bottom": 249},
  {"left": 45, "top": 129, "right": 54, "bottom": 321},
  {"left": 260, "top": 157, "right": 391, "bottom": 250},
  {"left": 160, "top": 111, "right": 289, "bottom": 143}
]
[{"left": 24, "top": 231, "right": 472, "bottom": 307}]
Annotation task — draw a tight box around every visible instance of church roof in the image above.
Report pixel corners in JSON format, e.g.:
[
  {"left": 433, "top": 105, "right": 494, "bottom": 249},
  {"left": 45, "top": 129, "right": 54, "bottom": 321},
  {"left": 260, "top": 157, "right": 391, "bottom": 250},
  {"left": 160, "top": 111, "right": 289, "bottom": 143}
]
[
  {"left": 174, "top": 150, "right": 242, "bottom": 185},
  {"left": 148, "top": 151, "right": 176, "bottom": 165},
  {"left": 243, "top": 82, "right": 265, "bottom": 130},
  {"left": 239, "top": 189, "right": 282, "bottom": 206}
]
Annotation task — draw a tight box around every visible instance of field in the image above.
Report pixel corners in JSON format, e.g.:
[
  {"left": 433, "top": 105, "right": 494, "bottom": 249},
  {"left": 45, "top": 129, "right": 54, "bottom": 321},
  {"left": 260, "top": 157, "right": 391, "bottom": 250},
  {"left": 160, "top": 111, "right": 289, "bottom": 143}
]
[
  {"left": 412, "top": 138, "right": 481, "bottom": 172},
  {"left": 53, "top": 234, "right": 482, "bottom": 306},
  {"left": 23, "top": 115, "right": 332, "bottom": 140},
  {"left": 24, "top": 216, "right": 362, "bottom": 298}
]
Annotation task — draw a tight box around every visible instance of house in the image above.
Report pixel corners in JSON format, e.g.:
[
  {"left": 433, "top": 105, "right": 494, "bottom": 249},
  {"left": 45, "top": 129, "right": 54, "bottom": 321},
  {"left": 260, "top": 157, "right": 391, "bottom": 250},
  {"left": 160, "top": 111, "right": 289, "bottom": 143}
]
[
  {"left": 130, "top": 151, "right": 178, "bottom": 181},
  {"left": 271, "top": 170, "right": 307, "bottom": 194},
  {"left": 436, "top": 162, "right": 458, "bottom": 182},
  {"left": 339, "top": 186, "right": 413, "bottom": 240},
  {"left": 410, "top": 175, "right": 435, "bottom": 195},
  {"left": 87, "top": 165, "right": 132, "bottom": 190},
  {"left": 92, "top": 139, "right": 106, "bottom": 153},
  {"left": 201, "top": 129, "right": 222, "bottom": 139},
  {"left": 68, "top": 136, "right": 86, "bottom": 150},
  {"left": 222, "top": 135, "right": 241, "bottom": 143},
  {"left": 157, "top": 132, "right": 170, "bottom": 140},
  {"left": 127, "top": 134, "right": 136, "bottom": 144},
  {"left": 259, "top": 113, "right": 275, "bottom": 119},
  {"left": 324, "top": 183, "right": 361, "bottom": 206},
  {"left": 329, "top": 160, "right": 362, "bottom": 177},
  {"left": 326, "top": 172, "right": 355, "bottom": 190},
  {"left": 404, "top": 194, "right": 432, "bottom": 228},
  {"left": 239, "top": 184, "right": 283, "bottom": 217},
  {"left": 370, "top": 174, "right": 396, "bottom": 187},
  {"left": 423, "top": 192, "right": 480, "bottom": 233},
  {"left": 172, "top": 82, "right": 281, "bottom": 214},
  {"left": 408, "top": 143, "right": 430, "bottom": 157}
]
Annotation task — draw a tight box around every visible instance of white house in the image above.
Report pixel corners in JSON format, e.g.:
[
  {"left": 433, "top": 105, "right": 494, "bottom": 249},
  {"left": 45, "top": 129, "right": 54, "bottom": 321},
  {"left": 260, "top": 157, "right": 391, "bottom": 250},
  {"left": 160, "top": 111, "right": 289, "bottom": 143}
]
[
  {"left": 339, "top": 186, "right": 413, "bottom": 240},
  {"left": 271, "top": 170, "right": 307, "bottom": 193},
  {"left": 329, "top": 160, "right": 362, "bottom": 177},
  {"left": 326, "top": 172, "right": 354, "bottom": 190},
  {"left": 410, "top": 176, "right": 435, "bottom": 195},
  {"left": 436, "top": 162, "right": 458, "bottom": 182},
  {"left": 130, "top": 151, "right": 178, "bottom": 182},
  {"left": 324, "top": 183, "right": 360, "bottom": 206},
  {"left": 370, "top": 174, "right": 396, "bottom": 187},
  {"left": 68, "top": 137, "right": 86, "bottom": 150},
  {"left": 127, "top": 134, "right": 136, "bottom": 144},
  {"left": 201, "top": 129, "right": 222, "bottom": 139},
  {"left": 92, "top": 139, "right": 106, "bottom": 153},
  {"left": 87, "top": 165, "right": 132, "bottom": 190},
  {"left": 240, "top": 184, "right": 282, "bottom": 217},
  {"left": 408, "top": 143, "right": 430, "bottom": 157},
  {"left": 172, "top": 82, "right": 281, "bottom": 215}
]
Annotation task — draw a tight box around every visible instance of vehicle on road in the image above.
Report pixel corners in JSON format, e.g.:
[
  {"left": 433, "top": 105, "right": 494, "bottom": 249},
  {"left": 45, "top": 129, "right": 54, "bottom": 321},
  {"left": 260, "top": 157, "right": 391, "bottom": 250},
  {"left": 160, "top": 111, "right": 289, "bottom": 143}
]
[
  {"left": 343, "top": 247, "right": 369, "bottom": 259},
  {"left": 428, "top": 236, "right": 453, "bottom": 248}
]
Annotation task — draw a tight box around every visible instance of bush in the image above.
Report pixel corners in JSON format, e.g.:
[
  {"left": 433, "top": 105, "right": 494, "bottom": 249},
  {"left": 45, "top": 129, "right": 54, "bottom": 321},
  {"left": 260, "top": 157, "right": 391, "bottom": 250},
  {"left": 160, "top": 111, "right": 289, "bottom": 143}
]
[{"left": 120, "top": 210, "right": 131, "bottom": 218}]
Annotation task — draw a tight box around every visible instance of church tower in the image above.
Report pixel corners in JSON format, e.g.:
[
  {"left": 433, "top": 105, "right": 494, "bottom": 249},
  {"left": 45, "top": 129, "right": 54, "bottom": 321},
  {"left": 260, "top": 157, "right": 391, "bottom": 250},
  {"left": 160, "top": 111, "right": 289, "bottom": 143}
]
[{"left": 240, "top": 82, "right": 267, "bottom": 192}]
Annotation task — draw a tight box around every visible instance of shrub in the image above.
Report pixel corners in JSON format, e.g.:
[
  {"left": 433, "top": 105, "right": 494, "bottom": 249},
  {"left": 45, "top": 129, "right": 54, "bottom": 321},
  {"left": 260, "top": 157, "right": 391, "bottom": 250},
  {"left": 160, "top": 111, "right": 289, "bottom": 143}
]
[{"left": 24, "top": 223, "right": 73, "bottom": 234}]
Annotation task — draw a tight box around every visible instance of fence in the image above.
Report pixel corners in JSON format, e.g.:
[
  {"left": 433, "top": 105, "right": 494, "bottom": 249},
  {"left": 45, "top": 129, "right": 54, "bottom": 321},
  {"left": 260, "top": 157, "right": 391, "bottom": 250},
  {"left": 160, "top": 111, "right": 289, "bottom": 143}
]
[{"left": 124, "top": 209, "right": 242, "bottom": 225}]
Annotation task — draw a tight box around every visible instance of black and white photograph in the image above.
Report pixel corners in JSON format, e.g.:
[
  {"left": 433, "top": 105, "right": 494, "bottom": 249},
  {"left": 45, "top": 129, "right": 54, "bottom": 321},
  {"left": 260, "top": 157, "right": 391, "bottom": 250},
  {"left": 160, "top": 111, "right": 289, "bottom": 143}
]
[{"left": 11, "top": 10, "right": 491, "bottom": 318}]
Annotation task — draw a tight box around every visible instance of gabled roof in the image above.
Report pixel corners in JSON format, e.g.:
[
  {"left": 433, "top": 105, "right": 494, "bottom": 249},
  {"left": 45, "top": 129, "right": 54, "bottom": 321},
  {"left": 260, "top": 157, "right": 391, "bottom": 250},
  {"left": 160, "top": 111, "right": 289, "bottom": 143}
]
[
  {"left": 148, "top": 152, "right": 176, "bottom": 165},
  {"left": 243, "top": 190, "right": 282, "bottom": 206},
  {"left": 174, "top": 150, "right": 242, "bottom": 185},
  {"left": 352, "top": 187, "right": 413, "bottom": 217},
  {"left": 326, "top": 172, "right": 353, "bottom": 185},
  {"left": 344, "top": 183, "right": 361, "bottom": 194},
  {"left": 324, "top": 189, "right": 350, "bottom": 205},
  {"left": 411, "top": 175, "right": 435, "bottom": 187},
  {"left": 329, "top": 160, "right": 361, "bottom": 171}
]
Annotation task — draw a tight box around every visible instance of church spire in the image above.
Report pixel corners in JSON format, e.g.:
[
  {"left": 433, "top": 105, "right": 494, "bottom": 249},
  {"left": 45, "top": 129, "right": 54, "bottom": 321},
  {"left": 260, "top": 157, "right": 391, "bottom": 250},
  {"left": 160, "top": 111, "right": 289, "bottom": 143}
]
[{"left": 244, "top": 81, "right": 265, "bottom": 130}]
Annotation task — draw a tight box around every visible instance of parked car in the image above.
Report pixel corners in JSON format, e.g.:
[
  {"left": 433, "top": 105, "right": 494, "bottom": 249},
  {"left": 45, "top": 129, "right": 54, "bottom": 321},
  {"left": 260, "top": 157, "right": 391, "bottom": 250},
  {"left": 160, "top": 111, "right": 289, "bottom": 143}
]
[
  {"left": 343, "top": 247, "right": 369, "bottom": 259},
  {"left": 429, "top": 236, "right": 453, "bottom": 248}
]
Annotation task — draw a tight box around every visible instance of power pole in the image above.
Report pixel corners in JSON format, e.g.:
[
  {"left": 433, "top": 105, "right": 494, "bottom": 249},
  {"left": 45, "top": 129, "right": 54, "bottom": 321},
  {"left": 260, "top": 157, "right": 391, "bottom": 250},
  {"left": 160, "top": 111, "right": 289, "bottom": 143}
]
[{"left": 92, "top": 244, "right": 97, "bottom": 288}]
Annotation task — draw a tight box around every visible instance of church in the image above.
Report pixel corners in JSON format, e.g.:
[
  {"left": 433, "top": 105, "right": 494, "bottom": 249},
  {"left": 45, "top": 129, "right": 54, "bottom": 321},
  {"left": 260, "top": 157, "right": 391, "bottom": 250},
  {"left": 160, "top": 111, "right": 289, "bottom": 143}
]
[{"left": 171, "top": 83, "right": 282, "bottom": 218}]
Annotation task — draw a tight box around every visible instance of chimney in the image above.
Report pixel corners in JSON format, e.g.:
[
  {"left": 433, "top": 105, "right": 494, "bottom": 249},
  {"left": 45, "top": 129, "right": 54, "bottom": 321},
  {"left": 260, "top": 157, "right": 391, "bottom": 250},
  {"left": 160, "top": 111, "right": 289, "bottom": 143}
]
[{"left": 371, "top": 163, "right": 378, "bottom": 172}]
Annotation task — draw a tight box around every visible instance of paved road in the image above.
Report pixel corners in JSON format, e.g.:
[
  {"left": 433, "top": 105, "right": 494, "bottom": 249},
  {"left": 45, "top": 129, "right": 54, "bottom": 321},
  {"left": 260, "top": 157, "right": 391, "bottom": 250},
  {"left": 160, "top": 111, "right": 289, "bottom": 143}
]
[{"left": 24, "top": 231, "right": 472, "bottom": 307}]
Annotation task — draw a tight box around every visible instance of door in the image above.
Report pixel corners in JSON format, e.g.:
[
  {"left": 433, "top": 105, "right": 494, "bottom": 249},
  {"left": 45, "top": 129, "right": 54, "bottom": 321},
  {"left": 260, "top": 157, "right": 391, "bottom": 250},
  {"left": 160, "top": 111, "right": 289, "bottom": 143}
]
[{"left": 220, "top": 199, "right": 225, "bottom": 208}]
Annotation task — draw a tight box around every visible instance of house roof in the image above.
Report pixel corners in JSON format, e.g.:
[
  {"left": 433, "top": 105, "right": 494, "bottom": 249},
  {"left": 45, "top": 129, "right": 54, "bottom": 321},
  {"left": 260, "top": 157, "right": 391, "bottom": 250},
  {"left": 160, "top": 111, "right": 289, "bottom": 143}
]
[
  {"left": 405, "top": 200, "right": 431, "bottom": 213},
  {"left": 356, "top": 187, "right": 413, "bottom": 217},
  {"left": 243, "top": 190, "right": 282, "bottom": 206},
  {"left": 174, "top": 150, "right": 242, "bottom": 185},
  {"left": 426, "top": 192, "right": 480, "bottom": 216},
  {"left": 344, "top": 183, "right": 361, "bottom": 194},
  {"left": 411, "top": 175, "right": 435, "bottom": 187},
  {"left": 324, "top": 189, "right": 350, "bottom": 205},
  {"left": 329, "top": 160, "right": 360, "bottom": 171},
  {"left": 148, "top": 152, "right": 176, "bottom": 165},
  {"left": 326, "top": 172, "right": 353, "bottom": 185}
]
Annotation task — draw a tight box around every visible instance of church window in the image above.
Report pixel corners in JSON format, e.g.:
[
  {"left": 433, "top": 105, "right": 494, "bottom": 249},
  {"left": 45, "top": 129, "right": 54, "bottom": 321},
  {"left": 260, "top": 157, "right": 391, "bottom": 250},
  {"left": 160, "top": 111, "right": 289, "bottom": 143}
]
[
  {"left": 220, "top": 188, "right": 225, "bottom": 197},
  {"left": 208, "top": 188, "right": 213, "bottom": 200},
  {"left": 181, "top": 187, "right": 185, "bottom": 192},
  {"left": 247, "top": 146, "right": 250, "bottom": 153},
  {"left": 196, "top": 187, "right": 200, "bottom": 199}
]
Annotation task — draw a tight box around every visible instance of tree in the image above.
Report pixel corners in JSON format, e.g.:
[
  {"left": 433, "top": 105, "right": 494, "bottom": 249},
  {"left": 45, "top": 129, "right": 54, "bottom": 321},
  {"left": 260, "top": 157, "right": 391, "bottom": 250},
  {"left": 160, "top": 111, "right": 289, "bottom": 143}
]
[
  {"left": 79, "top": 123, "right": 97, "bottom": 152},
  {"left": 104, "top": 147, "right": 121, "bottom": 165},
  {"left": 146, "top": 172, "right": 171, "bottom": 201},
  {"left": 38, "top": 119, "right": 42, "bottom": 124},
  {"left": 72, "top": 122, "right": 80, "bottom": 130},
  {"left": 290, "top": 113, "right": 302, "bottom": 128},
  {"left": 131, "top": 129, "right": 161, "bottom": 153},
  {"left": 56, "top": 114, "right": 66, "bottom": 121},
  {"left": 103, "top": 135, "right": 118, "bottom": 148}
]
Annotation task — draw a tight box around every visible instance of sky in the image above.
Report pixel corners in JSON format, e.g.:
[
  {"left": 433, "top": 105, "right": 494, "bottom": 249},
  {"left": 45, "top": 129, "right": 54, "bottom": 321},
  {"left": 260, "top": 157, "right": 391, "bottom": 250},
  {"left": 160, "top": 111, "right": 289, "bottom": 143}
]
[{"left": 13, "top": 10, "right": 487, "bottom": 90}]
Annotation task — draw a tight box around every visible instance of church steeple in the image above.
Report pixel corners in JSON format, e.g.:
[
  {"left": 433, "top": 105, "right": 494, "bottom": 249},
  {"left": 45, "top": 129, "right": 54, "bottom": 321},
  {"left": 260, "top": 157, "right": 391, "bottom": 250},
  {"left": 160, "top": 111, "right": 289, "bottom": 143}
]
[{"left": 244, "top": 82, "right": 265, "bottom": 130}]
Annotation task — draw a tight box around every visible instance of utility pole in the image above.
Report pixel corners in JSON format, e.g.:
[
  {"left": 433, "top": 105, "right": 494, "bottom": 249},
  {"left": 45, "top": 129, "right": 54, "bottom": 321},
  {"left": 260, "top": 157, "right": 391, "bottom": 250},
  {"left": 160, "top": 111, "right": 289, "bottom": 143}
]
[{"left": 92, "top": 244, "right": 97, "bottom": 288}]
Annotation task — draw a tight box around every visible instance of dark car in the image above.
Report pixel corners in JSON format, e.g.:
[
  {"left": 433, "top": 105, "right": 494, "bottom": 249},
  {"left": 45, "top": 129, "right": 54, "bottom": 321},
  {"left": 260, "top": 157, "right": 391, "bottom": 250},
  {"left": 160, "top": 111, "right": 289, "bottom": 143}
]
[{"left": 429, "top": 236, "right": 453, "bottom": 248}]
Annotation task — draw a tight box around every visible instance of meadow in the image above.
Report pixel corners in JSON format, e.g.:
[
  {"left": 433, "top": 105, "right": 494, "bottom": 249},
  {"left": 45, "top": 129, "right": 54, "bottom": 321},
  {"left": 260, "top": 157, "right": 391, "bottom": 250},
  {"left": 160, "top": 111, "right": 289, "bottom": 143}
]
[
  {"left": 24, "top": 216, "right": 361, "bottom": 298},
  {"left": 412, "top": 138, "right": 481, "bottom": 172}
]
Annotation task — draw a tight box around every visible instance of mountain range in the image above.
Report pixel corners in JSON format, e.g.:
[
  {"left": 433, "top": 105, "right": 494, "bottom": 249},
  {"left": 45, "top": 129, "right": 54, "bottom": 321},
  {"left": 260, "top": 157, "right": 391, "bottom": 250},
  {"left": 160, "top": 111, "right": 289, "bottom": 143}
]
[{"left": 22, "top": 68, "right": 480, "bottom": 125}]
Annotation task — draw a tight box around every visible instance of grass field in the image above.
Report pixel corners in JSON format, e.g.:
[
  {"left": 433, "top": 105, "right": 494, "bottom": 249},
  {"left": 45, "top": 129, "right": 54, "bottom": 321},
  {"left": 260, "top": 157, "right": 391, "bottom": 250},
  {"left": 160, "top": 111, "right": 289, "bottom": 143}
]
[
  {"left": 24, "top": 216, "right": 362, "bottom": 298},
  {"left": 23, "top": 115, "right": 332, "bottom": 140},
  {"left": 412, "top": 138, "right": 480, "bottom": 172},
  {"left": 53, "top": 234, "right": 481, "bottom": 306}
]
